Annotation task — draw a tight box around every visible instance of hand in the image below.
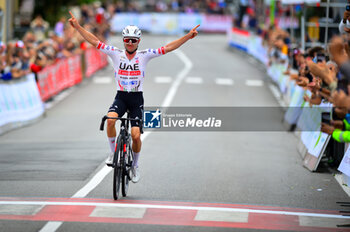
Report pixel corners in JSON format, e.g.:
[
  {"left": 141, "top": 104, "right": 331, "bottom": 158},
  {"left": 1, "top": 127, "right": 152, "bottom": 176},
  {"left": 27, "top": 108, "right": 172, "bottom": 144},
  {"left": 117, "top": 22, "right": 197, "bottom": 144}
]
[
  {"left": 310, "top": 93, "right": 322, "bottom": 105},
  {"left": 343, "top": 10, "right": 350, "bottom": 23},
  {"left": 332, "top": 89, "right": 350, "bottom": 108},
  {"left": 321, "top": 123, "right": 335, "bottom": 135},
  {"left": 290, "top": 73, "right": 298, "bottom": 80},
  {"left": 307, "top": 77, "right": 321, "bottom": 93},
  {"left": 335, "top": 107, "right": 347, "bottom": 119},
  {"left": 306, "top": 59, "right": 333, "bottom": 85},
  {"left": 329, "top": 36, "right": 348, "bottom": 66},
  {"left": 303, "top": 94, "right": 313, "bottom": 107},
  {"left": 188, "top": 25, "right": 200, "bottom": 39},
  {"left": 319, "top": 88, "right": 332, "bottom": 102},
  {"left": 296, "top": 76, "right": 309, "bottom": 87},
  {"left": 68, "top": 11, "right": 80, "bottom": 29},
  {"left": 331, "top": 120, "right": 344, "bottom": 130}
]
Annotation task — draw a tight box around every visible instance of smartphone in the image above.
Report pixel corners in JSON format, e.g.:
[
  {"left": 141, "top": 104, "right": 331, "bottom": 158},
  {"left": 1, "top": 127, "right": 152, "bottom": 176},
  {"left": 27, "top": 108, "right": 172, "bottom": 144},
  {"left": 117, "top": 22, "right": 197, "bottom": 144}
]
[
  {"left": 321, "top": 112, "right": 331, "bottom": 124},
  {"left": 316, "top": 54, "right": 326, "bottom": 63}
]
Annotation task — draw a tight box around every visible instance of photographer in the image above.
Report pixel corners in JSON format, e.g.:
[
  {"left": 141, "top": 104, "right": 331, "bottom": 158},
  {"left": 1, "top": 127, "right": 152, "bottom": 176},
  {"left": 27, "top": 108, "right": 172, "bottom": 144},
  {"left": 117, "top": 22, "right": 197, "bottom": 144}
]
[{"left": 339, "top": 1, "right": 350, "bottom": 34}]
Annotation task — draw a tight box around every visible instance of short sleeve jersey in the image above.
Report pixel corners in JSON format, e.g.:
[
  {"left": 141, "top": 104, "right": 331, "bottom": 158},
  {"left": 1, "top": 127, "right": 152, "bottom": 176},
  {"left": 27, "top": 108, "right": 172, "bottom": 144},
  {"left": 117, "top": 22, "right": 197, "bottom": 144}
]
[{"left": 96, "top": 41, "right": 165, "bottom": 92}]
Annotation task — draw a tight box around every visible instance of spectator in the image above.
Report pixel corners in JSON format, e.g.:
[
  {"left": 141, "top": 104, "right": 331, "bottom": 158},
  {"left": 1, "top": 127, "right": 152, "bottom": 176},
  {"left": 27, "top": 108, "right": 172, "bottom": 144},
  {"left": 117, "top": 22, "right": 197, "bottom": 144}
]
[
  {"left": 30, "top": 15, "right": 49, "bottom": 42},
  {"left": 1, "top": 2, "right": 110, "bottom": 81},
  {"left": 55, "top": 16, "right": 66, "bottom": 38},
  {"left": 339, "top": 8, "right": 350, "bottom": 34}
]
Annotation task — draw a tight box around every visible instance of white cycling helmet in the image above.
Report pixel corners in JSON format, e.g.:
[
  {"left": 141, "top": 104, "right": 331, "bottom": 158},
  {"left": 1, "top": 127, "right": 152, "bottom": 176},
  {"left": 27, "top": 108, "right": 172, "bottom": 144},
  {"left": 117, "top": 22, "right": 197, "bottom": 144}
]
[{"left": 122, "top": 25, "right": 142, "bottom": 38}]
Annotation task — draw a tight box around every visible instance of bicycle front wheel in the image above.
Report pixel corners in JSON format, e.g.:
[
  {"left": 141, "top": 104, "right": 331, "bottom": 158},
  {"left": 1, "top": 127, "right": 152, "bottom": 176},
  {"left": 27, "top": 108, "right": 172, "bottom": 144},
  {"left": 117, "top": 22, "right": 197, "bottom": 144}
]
[
  {"left": 113, "top": 166, "right": 122, "bottom": 200},
  {"left": 113, "top": 137, "right": 123, "bottom": 200},
  {"left": 122, "top": 142, "right": 131, "bottom": 197}
]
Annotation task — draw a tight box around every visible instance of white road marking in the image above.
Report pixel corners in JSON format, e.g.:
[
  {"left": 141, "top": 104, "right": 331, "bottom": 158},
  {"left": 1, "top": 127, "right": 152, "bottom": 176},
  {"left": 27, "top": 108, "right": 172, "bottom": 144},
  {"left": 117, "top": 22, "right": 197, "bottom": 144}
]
[
  {"left": 1, "top": 201, "right": 349, "bottom": 220},
  {"left": 0, "top": 204, "right": 44, "bottom": 215},
  {"left": 245, "top": 80, "right": 264, "bottom": 87},
  {"left": 38, "top": 222, "right": 63, "bottom": 232},
  {"left": 93, "top": 77, "right": 113, "bottom": 84},
  {"left": 268, "top": 84, "right": 287, "bottom": 107},
  {"left": 161, "top": 50, "right": 192, "bottom": 107},
  {"left": 37, "top": 49, "right": 193, "bottom": 232},
  {"left": 299, "top": 215, "right": 350, "bottom": 228},
  {"left": 195, "top": 210, "right": 249, "bottom": 222},
  {"left": 154, "top": 76, "right": 172, "bottom": 83},
  {"left": 185, "top": 77, "right": 203, "bottom": 84},
  {"left": 90, "top": 206, "right": 146, "bottom": 218},
  {"left": 215, "top": 78, "right": 233, "bottom": 86}
]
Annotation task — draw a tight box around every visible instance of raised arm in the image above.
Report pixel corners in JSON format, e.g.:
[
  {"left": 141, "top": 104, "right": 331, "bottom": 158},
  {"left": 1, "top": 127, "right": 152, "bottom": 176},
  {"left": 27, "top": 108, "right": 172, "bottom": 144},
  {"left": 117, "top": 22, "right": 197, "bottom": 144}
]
[
  {"left": 164, "top": 25, "right": 200, "bottom": 54},
  {"left": 68, "top": 11, "right": 99, "bottom": 47}
]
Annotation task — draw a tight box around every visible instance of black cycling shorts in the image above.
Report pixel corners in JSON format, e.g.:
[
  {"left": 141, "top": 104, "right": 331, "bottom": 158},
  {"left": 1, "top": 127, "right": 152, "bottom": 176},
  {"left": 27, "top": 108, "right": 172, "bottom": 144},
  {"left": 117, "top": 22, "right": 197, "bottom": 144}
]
[{"left": 108, "top": 91, "right": 143, "bottom": 127}]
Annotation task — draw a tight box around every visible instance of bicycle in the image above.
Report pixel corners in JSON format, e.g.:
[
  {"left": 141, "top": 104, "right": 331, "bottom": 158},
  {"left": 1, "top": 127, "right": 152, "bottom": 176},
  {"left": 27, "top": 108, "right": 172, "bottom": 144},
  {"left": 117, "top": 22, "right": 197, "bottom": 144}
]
[{"left": 100, "top": 113, "right": 143, "bottom": 200}]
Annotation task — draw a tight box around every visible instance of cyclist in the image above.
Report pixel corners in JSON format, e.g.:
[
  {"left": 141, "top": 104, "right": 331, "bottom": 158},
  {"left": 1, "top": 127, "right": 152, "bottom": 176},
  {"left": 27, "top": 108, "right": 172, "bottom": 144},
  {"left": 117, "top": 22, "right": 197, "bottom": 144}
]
[{"left": 68, "top": 11, "right": 199, "bottom": 183}]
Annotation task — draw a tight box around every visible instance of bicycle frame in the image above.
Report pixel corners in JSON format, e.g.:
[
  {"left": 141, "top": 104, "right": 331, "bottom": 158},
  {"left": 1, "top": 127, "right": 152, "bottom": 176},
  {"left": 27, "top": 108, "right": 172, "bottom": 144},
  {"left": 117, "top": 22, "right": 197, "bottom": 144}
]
[{"left": 100, "top": 114, "right": 143, "bottom": 199}]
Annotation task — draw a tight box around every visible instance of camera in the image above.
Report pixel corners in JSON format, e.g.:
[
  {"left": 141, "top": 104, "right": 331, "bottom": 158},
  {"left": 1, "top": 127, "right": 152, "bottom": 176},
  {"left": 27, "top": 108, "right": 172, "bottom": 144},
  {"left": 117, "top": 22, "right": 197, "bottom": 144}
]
[
  {"left": 346, "top": 5, "right": 350, "bottom": 11},
  {"left": 321, "top": 112, "right": 331, "bottom": 124}
]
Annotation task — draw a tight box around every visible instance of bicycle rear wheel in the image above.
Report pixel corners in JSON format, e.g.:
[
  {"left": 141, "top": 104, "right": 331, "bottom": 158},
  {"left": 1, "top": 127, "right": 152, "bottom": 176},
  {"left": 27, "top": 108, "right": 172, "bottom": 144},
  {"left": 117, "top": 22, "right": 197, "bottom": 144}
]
[{"left": 113, "top": 137, "right": 123, "bottom": 200}]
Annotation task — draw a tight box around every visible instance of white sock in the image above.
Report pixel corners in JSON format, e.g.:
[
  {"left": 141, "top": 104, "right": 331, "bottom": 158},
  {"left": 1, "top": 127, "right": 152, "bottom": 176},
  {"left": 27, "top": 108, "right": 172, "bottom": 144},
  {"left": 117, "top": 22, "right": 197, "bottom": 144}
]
[
  {"left": 133, "top": 152, "right": 140, "bottom": 167},
  {"left": 108, "top": 137, "right": 116, "bottom": 153}
]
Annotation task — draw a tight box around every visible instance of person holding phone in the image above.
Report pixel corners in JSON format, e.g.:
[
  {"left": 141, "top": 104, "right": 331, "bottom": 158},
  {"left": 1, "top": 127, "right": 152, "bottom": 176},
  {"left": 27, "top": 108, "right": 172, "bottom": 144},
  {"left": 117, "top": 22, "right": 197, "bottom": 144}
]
[
  {"left": 68, "top": 11, "right": 200, "bottom": 183},
  {"left": 339, "top": 1, "right": 350, "bottom": 34}
]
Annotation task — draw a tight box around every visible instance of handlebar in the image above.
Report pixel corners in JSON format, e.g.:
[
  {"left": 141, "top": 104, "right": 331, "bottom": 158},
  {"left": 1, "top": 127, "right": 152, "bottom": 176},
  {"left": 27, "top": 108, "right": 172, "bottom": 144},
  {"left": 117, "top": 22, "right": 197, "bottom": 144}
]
[{"left": 99, "top": 115, "right": 143, "bottom": 133}]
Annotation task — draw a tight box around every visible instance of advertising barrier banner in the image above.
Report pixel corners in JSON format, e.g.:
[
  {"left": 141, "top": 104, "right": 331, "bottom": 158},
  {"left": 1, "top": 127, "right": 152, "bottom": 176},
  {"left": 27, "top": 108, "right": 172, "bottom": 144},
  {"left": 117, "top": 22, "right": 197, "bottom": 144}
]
[
  {"left": 227, "top": 28, "right": 340, "bottom": 172},
  {"left": 228, "top": 28, "right": 250, "bottom": 52},
  {"left": 0, "top": 74, "right": 44, "bottom": 131},
  {"left": 37, "top": 55, "right": 83, "bottom": 101},
  {"left": 339, "top": 146, "right": 350, "bottom": 177},
  {"left": 85, "top": 48, "right": 108, "bottom": 78}
]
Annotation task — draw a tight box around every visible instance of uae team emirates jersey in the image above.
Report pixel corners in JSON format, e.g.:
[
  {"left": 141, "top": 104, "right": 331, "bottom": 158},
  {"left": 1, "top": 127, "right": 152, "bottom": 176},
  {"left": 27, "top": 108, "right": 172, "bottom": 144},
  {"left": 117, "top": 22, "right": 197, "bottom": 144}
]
[{"left": 96, "top": 41, "right": 165, "bottom": 92}]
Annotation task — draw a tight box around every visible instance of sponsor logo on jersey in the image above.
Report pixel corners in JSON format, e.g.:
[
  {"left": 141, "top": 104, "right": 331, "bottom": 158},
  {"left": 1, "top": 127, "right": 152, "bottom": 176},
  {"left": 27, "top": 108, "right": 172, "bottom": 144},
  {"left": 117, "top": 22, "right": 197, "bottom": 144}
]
[
  {"left": 118, "top": 70, "right": 141, "bottom": 76},
  {"left": 120, "top": 80, "right": 139, "bottom": 86},
  {"left": 119, "top": 63, "right": 139, "bottom": 71}
]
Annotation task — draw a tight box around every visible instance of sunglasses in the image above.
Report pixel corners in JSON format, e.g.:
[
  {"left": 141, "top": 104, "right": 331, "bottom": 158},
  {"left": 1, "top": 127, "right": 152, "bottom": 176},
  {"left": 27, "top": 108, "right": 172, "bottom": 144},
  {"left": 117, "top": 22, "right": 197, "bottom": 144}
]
[{"left": 123, "top": 38, "right": 139, "bottom": 43}]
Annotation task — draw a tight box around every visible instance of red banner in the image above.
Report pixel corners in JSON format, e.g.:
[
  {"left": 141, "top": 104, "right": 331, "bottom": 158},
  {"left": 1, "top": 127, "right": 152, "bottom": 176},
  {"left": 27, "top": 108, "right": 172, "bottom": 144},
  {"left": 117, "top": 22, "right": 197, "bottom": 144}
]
[
  {"left": 85, "top": 47, "right": 108, "bottom": 78},
  {"left": 37, "top": 55, "right": 82, "bottom": 102}
]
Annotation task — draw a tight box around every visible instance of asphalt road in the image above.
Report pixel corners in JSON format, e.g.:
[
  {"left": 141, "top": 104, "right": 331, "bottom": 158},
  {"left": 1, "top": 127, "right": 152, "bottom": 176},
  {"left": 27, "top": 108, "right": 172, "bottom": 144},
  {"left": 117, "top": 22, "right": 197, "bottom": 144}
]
[{"left": 0, "top": 34, "right": 349, "bottom": 232}]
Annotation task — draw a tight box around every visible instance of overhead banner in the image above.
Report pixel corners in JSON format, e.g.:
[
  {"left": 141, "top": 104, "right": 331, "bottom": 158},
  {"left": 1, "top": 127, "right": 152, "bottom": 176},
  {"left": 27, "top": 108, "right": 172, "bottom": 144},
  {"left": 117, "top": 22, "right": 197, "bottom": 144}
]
[
  {"left": 111, "top": 13, "right": 232, "bottom": 34},
  {"left": 281, "top": 0, "right": 320, "bottom": 4}
]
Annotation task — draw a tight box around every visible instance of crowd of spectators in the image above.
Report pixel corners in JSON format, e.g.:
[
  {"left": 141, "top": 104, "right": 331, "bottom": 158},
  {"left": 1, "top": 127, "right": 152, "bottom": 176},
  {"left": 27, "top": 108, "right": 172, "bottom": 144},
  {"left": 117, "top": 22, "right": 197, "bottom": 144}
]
[
  {"left": 0, "top": 0, "right": 234, "bottom": 82},
  {"left": 265, "top": 8, "right": 350, "bottom": 166},
  {"left": 0, "top": 3, "right": 110, "bottom": 82}
]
